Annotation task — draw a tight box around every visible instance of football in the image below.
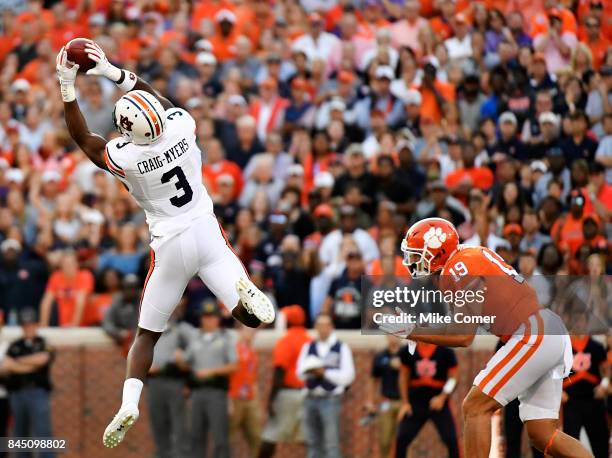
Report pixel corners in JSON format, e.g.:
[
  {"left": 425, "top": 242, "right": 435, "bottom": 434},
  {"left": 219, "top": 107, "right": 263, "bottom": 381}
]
[{"left": 65, "top": 38, "right": 96, "bottom": 73}]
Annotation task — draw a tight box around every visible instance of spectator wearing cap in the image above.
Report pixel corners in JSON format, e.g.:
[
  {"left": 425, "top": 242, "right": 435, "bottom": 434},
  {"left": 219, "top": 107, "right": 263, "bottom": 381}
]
[
  {"left": 9, "top": 79, "right": 30, "bottom": 121},
  {"left": 210, "top": 9, "right": 240, "bottom": 62},
  {"left": 293, "top": 12, "right": 342, "bottom": 73},
  {"left": 0, "top": 238, "right": 47, "bottom": 325},
  {"left": 39, "top": 250, "right": 94, "bottom": 327},
  {"left": 586, "top": 65, "right": 612, "bottom": 139},
  {"left": 529, "top": 110, "right": 561, "bottom": 159},
  {"left": 177, "top": 301, "right": 238, "bottom": 458},
  {"left": 444, "top": 13, "right": 472, "bottom": 63},
  {"left": 560, "top": 110, "right": 598, "bottom": 164},
  {"left": 521, "top": 90, "right": 554, "bottom": 144},
  {"left": 322, "top": 247, "right": 367, "bottom": 329},
  {"left": 250, "top": 78, "right": 289, "bottom": 143},
  {"left": 102, "top": 273, "right": 141, "bottom": 353},
  {"left": 492, "top": 111, "right": 528, "bottom": 161},
  {"left": 390, "top": 0, "right": 428, "bottom": 54},
  {"left": 396, "top": 89, "right": 422, "bottom": 136},
  {"left": 355, "top": 65, "right": 404, "bottom": 132},
  {"left": 303, "top": 204, "right": 336, "bottom": 272},
  {"left": 195, "top": 51, "right": 223, "bottom": 98},
  {"left": 228, "top": 115, "right": 265, "bottom": 169},
  {"left": 229, "top": 325, "right": 261, "bottom": 458},
  {"left": 296, "top": 313, "right": 355, "bottom": 458},
  {"left": 252, "top": 210, "right": 289, "bottom": 275},
  {"left": 284, "top": 78, "right": 316, "bottom": 134},
  {"left": 214, "top": 173, "right": 240, "bottom": 228},
  {"left": 203, "top": 138, "right": 244, "bottom": 200},
  {"left": 595, "top": 113, "right": 612, "bottom": 182},
  {"left": 259, "top": 305, "right": 312, "bottom": 458},
  {"left": 551, "top": 189, "right": 592, "bottom": 255},
  {"left": 5, "top": 308, "right": 54, "bottom": 457},
  {"left": 502, "top": 223, "right": 523, "bottom": 267},
  {"left": 147, "top": 306, "right": 194, "bottom": 458}
]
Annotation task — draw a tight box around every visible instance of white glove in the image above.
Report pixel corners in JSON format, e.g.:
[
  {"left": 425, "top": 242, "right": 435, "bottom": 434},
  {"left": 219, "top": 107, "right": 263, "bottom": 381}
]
[
  {"left": 84, "top": 41, "right": 121, "bottom": 82},
  {"left": 56, "top": 46, "right": 79, "bottom": 102},
  {"left": 378, "top": 307, "right": 416, "bottom": 339}
]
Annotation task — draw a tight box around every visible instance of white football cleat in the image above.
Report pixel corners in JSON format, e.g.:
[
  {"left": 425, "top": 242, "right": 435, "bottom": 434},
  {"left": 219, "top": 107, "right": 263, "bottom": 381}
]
[
  {"left": 103, "top": 403, "right": 139, "bottom": 448},
  {"left": 236, "top": 277, "right": 275, "bottom": 324}
]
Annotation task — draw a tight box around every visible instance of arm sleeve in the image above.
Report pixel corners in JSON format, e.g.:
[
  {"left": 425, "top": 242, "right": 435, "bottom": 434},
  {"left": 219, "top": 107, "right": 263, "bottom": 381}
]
[{"left": 324, "top": 343, "right": 356, "bottom": 387}]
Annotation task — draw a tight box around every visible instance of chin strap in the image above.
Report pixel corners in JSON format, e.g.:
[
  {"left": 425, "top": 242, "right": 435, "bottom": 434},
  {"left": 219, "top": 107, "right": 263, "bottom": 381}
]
[{"left": 543, "top": 429, "right": 559, "bottom": 456}]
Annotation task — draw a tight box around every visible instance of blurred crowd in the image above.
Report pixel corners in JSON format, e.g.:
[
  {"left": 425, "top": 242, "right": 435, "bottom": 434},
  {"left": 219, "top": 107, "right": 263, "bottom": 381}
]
[{"left": 0, "top": 0, "right": 611, "bottom": 328}]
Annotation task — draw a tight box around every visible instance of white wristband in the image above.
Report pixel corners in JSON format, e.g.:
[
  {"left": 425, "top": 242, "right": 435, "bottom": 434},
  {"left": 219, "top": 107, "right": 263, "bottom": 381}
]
[
  {"left": 115, "top": 69, "right": 137, "bottom": 92},
  {"left": 442, "top": 377, "right": 457, "bottom": 395},
  {"left": 60, "top": 83, "right": 76, "bottom": 102},
  {"left": 601, "top": 377, "right": 610, "bottom": 389}
]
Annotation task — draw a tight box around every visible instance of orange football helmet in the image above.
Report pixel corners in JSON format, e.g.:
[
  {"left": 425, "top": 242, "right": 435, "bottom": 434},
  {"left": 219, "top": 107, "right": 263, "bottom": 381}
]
[{"left": 401, "top": 217, "right": 459, "bottom": 277}]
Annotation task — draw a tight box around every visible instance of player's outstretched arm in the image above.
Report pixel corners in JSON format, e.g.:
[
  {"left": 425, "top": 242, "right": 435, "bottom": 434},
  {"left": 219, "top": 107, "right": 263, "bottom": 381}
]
[
  {"left": 85, "top": 42, "right": 174, "bottom": 110},
  {"left": 57, "top": 47, "right": 108, "bottom": 170}
]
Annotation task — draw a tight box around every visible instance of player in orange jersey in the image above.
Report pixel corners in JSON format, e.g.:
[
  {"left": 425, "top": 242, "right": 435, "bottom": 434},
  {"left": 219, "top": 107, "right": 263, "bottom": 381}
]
[{"left": 379, "top": 218, "right": 593, "bottom": 458}]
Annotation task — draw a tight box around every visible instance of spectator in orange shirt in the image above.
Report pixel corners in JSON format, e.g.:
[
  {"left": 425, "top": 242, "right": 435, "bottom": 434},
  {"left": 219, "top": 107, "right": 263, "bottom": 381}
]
[
  {"left": 551, "top": 189, "right": 591, "bottom": 255},
  {"left": 39, "top": 250, "right": 94, "bottom": 327},
  {"left": 202, "top": 138, "right": 243, "bottom": 200},
  {"left": 445, "top": 142, "right": 494, "bottom": 199},
  {"left": 259, "top": 305, "right": 312, "bottom": 458},
  {"left": 419, "top": 61, "right": 456, "bottom": 124},
  {"left": 583, "top": 15, "right": 610, "bottom": 70},
  {"left": 429, "top": 0, "right": 456, "bottom": 41},
  {"left": 229, "top": 325, "right": 261, "bottom": 458},
  {"left": 210, "top": 9, "right": 241, "bottom": 62}
]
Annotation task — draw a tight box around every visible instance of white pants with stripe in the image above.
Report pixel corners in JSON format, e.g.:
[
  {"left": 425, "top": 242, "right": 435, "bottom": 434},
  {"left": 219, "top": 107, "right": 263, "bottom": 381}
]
[
  {"left": 138, "top": 213, "right": 247, "bottom": 332},
  {"left": 474, "top": 309, "right": 573, "bottom": 421}
]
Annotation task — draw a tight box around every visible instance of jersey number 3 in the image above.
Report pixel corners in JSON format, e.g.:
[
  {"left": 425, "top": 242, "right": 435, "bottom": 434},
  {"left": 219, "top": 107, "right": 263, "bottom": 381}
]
[{"left": 161, "top": 166, "right": 193, "bottom": 208}]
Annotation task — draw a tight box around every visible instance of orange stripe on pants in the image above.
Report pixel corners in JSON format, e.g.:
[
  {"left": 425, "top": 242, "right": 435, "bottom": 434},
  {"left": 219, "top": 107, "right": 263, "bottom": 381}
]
[
  {"left": 488, "top": 314, "right": 544, "bottom": 397},
  {"left": 478, "top": 320, "right": 532, "bottom": 393}
]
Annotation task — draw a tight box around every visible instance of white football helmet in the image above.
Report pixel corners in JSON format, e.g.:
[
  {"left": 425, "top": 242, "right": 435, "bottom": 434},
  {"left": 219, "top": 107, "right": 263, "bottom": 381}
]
[{"left": 112, "top": 90, "right": 166, "bottom": 145}]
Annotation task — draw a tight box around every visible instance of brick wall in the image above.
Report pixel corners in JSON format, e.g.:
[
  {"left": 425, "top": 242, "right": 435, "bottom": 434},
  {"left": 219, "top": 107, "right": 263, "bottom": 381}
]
[{"left": 45, "top": 342, "right": 499, "bottom": 458}]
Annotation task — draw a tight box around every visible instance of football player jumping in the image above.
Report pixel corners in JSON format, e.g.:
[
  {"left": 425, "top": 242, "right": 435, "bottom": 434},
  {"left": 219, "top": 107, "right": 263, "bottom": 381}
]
[
  {"left": 380, "top": 218, "right": 593, "bottom": 458},
  {"left": 56, "top": 41, "right": 275, "bottom": 448}
]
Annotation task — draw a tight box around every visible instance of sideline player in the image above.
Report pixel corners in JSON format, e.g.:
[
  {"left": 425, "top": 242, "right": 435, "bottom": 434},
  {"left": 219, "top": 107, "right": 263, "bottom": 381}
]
[
  {"left": 55, "top": 40, "right": 275, "bottom": 448},
  {"left": 379, "top": 218, "right": 593, "bottom": 458}
]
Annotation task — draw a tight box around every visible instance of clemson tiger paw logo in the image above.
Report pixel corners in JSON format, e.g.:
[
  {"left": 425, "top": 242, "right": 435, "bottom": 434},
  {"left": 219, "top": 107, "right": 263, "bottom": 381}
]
[{"left": 423, "top": 227, "right": 447, "bottom": 249}]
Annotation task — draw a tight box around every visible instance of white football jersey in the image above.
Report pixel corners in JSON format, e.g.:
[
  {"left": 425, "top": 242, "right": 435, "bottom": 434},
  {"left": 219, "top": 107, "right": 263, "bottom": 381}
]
[{"left": 104, "top": 107, "right": 213, "bottom": 238}]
